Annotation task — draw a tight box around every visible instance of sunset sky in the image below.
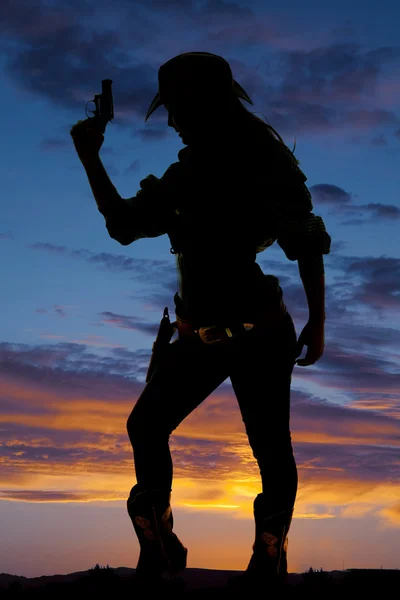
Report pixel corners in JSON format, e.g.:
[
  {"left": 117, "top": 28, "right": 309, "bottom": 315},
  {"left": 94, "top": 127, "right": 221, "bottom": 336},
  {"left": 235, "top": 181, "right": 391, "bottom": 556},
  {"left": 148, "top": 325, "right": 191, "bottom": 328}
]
[{"left": 1, "top": 0, "right": 400, "bottom": 579}]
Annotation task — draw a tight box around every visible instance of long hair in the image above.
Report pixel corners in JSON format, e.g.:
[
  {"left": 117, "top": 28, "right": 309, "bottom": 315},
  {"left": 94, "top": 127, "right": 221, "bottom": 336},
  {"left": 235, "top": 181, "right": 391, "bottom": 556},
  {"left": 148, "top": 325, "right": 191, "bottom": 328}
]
[
  {"left": 228, "top": 95, "right": 300, "bottom": 166},
  {"left": 175, "top": 90, "right": 301, "bottom": 166}
]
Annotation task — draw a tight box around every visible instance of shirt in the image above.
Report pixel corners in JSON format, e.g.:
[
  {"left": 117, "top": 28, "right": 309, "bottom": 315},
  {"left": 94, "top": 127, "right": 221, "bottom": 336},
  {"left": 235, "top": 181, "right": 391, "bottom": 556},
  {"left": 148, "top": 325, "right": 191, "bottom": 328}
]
[{"left": 101, "top": 131, "right": 331, "bottom": 324}]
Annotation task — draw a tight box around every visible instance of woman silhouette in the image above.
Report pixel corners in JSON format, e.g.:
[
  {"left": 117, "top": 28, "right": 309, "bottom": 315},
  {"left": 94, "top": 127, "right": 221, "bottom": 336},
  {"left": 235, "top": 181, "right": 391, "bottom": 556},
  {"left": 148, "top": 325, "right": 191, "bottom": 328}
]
[{"left": 72, "top": 52, "right": 331, "bottom": 590}]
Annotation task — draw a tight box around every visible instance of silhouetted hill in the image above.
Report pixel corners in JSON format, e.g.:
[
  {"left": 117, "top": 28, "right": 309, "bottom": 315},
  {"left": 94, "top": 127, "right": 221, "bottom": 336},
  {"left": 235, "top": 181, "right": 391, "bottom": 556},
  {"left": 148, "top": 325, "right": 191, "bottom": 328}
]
[{"left": 1, "top": 566, "right": 399, "bottom": 597}]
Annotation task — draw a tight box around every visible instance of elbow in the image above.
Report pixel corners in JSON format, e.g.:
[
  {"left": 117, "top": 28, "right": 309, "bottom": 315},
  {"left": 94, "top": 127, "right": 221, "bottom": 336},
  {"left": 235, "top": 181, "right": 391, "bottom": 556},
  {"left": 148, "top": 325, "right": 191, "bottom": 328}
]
[
  {"left": 105, "top": 220, "right": 135, "bottom": 246},
  {"left": 114, "top": 238, "right": 133, "bottom": 246},
  {"left": 110, "top": 234, "right": 134, "bottom": 246},
  {"left": 106, "top": 227, "right": 134, "bottom": 246}
]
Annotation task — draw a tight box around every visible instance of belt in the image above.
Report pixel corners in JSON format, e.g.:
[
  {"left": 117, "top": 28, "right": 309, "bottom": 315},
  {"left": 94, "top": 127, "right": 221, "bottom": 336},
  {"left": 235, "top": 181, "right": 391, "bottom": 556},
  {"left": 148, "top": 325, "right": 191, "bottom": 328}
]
[
  {"left": 176, "top": 315, "right": 253, "bottom": 344},
  {"left": 176, "top": 303, "right": 288, "bottom": 344}
]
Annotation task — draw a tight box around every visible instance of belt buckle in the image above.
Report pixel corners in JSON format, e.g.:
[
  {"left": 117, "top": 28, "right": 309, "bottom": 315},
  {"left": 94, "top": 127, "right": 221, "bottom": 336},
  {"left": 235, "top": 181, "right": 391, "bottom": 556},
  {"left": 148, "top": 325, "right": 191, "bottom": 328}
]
[
  {"left": 197, "top": 325, "right": 226, "bottom": 344},
  {"left": 196, "top": 326, "right": 237, "bottom": 344}
]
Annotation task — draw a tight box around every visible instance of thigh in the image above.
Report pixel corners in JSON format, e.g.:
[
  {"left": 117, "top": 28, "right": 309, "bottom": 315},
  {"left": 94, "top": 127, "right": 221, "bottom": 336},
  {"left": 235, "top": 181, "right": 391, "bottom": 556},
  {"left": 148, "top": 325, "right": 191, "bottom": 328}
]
[
  {"left": 229, "top": 313, "right": 297, "bottom": 433},
  {"left": 129, "top": 337, "right": 231, "bottom": 436}
]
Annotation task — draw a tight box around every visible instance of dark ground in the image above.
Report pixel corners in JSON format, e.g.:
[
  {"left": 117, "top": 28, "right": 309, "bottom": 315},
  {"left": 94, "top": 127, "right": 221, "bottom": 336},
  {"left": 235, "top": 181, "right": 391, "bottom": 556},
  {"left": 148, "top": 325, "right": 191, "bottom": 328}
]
[{"left": 1, "top": 566, "right": 399, "bottom": 598}]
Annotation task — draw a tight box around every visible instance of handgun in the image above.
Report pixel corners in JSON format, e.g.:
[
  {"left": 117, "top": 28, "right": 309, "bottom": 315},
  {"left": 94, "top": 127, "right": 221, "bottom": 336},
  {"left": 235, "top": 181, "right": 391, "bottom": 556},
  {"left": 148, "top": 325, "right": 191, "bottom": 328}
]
[{"left": 85, "top": 79, "right": 114, "bottom": 134}]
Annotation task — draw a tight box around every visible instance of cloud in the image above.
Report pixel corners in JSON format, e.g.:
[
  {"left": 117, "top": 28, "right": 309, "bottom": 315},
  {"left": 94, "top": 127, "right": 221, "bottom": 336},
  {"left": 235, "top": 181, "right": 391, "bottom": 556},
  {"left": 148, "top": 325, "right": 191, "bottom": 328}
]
[
  {"left": 29, "top": 242, "right": 175, "bottom": 280},
  {"left": 0, "top": 337, "right": 399, "bottom": 526},
  {"left": 28, "top": 239, "right": 400, "bottom": 378},
  {"left": 320, "top": 200, "right": 400, "bottom": 226},
  {"left": 0, "top": 340, "right": 149, "bottom": 391},
  {"left": 309, "top": 184, "right": 354, "bottom": 206},
  {"left": 363, "top": 203, "right": 400, "bottom": 219},
  {"left": 133, "top": 127, "right": 171, "bottom": 142},
  {"left": 171, "top": 390, "right": 400, "bottom": 474},
  {"left": 53, "top": 305, "right": 67, "bottom": 318},
  {"left": 0, "top": 490, "right": 122, "bottom": 502},
  {"left": 341, "top": 108, "right": 399, "bottom": 128},
  {"left": 36, "top": 306, "right": 74, "bottom": 319},
  {"left": 261, "top": 251, "right": 400, "bottom": 334},
  {"left": 342, "top": 256, "right": 400, "bottom": 311},
  {"left": 24, "top": 217, "right": 400, "bottom": 393},
  {"left": 290, "top": 336, "right": 400, "bottom": 399},
  {"left": 278, "top": 43, "right": 399, "bottom": 103},
  {"left": 123, "top": 159, "right": 141, "bottom": 175},
  {"left": 380, "top": 503, "right": 400, "bottom": 526},
  {"left": 1, "top": 1, "right": 399, "bottom": 143},
  {"left": 254, "top": 43, "right": 400, "bottom": 136},
  {"left": 0, "top": 0, "right": 92, "bottom": 39},
  {"left": 98, "top": 311, "right": 159, "bottom": 336},
  {"left": 136, "top": 0, "right": 195, "bottom": 12},
  {"left": 29, "top": 242, "right": 178, "bottom": 313},
  {"left": 1, "top": 0, "right": 164, "bottom": 129},
  {"left": 39, "top": 138, "right": 70, "bottom": 151}
]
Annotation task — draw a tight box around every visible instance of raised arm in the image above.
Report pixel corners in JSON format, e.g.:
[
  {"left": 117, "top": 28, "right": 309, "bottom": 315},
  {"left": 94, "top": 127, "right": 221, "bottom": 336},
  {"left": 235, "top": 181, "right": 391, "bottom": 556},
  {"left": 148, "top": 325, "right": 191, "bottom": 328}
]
[
  {"left": 82, "top": 155, "right": 180, "bottom": 246},
  {"left": 81, "top": 154, "right": 122, "bottom": 219}
]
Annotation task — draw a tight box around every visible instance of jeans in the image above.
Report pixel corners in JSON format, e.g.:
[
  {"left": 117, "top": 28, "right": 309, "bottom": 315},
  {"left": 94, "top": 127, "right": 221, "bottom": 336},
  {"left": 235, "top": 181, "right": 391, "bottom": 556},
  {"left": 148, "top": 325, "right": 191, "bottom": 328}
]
[{"left": 127, "top": 311, "right": 298, "bottom": 516}]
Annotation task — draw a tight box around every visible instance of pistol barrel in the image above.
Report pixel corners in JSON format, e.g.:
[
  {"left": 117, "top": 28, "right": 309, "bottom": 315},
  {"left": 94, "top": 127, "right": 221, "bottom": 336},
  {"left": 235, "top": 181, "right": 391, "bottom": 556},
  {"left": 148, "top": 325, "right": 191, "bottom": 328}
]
[{"left": 101, "top": 79, "right": 114, "bottom": 121}]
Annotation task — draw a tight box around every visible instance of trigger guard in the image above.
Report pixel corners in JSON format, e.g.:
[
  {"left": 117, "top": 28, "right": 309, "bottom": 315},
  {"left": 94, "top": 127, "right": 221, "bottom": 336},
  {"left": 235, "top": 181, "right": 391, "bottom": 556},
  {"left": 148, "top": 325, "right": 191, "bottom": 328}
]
[{"left": 85, "top": 100, "right": 96, "bottom": 118}]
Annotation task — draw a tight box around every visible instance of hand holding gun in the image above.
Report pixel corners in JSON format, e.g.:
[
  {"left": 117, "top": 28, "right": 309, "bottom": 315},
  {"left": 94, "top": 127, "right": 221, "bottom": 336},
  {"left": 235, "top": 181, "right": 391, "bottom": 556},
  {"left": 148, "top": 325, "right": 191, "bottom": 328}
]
[
  {"left": 70, "top": 79, "right": 114, "bottom": 163},
  {"left": 85, "top": 78, "right": 114, "bottom": 135}
]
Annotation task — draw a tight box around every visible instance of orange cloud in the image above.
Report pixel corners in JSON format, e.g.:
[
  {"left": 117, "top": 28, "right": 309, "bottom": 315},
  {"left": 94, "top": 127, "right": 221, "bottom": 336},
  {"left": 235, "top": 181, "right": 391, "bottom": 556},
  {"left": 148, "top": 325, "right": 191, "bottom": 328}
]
[{"left": 1, "top": 355, "right": 399, "bottom": 531}]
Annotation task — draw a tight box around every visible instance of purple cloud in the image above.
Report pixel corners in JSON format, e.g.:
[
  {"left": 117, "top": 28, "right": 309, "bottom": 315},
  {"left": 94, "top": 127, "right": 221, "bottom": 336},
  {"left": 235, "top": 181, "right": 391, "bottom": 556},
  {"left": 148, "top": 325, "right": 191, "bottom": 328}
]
[
  {"left": 0, "top": 341, "right": 150, "bottom": 397},
  {"left": 363, "top": 203, "right": 400, "bottom": 219},
  {"left": 309, "top": 184, "right": 353, "bottom": 206},
  {"left": 99, "top": 311, "right": 159, "bottom": 336},
  {"left": 133, "top": 127, "right": 171, "bottom": 142},
  {"left": 0, "top": 334, "right": 399, "bottom": 500},
  {"left": 29, "top": 242, "right": 175, "bottom": 279},
  {"left": 1, "top": 1, "right": 399, "bottom": 143},
  {"left": 39, "top": 138, "right": 70, "bottom": 152}
]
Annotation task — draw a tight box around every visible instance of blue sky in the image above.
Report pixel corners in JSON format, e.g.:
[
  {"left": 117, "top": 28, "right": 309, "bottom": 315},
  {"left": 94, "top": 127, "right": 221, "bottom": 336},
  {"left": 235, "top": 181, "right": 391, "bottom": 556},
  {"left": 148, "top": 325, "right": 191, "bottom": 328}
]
[{"left": 1, "top": 0, "right": 399, "bottom": 578}]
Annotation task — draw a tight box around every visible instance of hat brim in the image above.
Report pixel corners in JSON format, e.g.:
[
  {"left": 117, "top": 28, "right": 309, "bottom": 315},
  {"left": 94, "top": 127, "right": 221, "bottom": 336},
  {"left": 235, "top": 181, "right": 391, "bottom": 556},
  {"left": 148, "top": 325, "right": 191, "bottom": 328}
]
[{"left": 144, "top": 78, "right": 253, "bottom": 122}]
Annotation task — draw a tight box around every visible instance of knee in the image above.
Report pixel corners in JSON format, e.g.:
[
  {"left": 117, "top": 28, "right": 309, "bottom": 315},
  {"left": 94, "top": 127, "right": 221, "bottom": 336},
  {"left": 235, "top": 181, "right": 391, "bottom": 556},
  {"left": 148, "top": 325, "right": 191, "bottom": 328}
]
[
  {"left": 126, "top": 409, "right": 145, "bottom": 445},
  {"left": 126, "top": 411, "right": 136, "bottom": 441},
  {"left": 126, "top": 406, "right": 170, "bottom": 447},
  {"left": 249, "top": 429, "right": 294, "bottom": 457}
]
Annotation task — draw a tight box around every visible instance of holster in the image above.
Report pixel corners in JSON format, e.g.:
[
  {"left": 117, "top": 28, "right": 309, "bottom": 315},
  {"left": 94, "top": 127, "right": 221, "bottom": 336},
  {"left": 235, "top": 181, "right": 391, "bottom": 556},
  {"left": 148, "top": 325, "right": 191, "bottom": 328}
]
[{"left": 146, "top": 307, "right": 177, "bottom": 383}]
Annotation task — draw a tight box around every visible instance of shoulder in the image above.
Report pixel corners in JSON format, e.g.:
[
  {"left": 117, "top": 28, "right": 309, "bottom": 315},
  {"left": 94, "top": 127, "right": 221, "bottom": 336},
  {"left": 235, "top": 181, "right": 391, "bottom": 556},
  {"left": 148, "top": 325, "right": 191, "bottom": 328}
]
[{"left": 269, "top": 139, "right": 308, "bottom": 182}]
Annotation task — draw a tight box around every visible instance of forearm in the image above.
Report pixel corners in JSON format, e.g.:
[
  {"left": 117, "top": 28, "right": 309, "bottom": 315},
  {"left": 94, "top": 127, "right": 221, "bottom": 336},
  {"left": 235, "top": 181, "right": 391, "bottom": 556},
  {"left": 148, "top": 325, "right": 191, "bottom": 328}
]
[
  {"left": 81, "top": 155, "right": 123, "bottom": 217},
  {"left": 297, "top": 255, "right": 326, "bottom": 322}
]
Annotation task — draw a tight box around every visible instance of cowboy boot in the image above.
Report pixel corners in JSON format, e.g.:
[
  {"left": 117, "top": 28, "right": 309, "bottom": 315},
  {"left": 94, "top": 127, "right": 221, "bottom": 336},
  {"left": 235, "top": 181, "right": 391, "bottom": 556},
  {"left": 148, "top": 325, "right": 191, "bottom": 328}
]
[
  {"left": 227, "top": 494, "right": 293, "bottom": 590},
  {"left": 127, "top": 484, "right": 188, "bottom": 585},
  {"left": 246, "top": 495, "right": 293, "bottom": 582}
]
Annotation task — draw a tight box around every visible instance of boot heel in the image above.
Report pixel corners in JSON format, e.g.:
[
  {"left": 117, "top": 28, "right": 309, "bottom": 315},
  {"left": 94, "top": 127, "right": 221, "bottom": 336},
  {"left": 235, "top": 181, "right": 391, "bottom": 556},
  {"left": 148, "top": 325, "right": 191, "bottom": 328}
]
[{"left": 164, "top": 542, "right": 187, "bottom": 576}]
